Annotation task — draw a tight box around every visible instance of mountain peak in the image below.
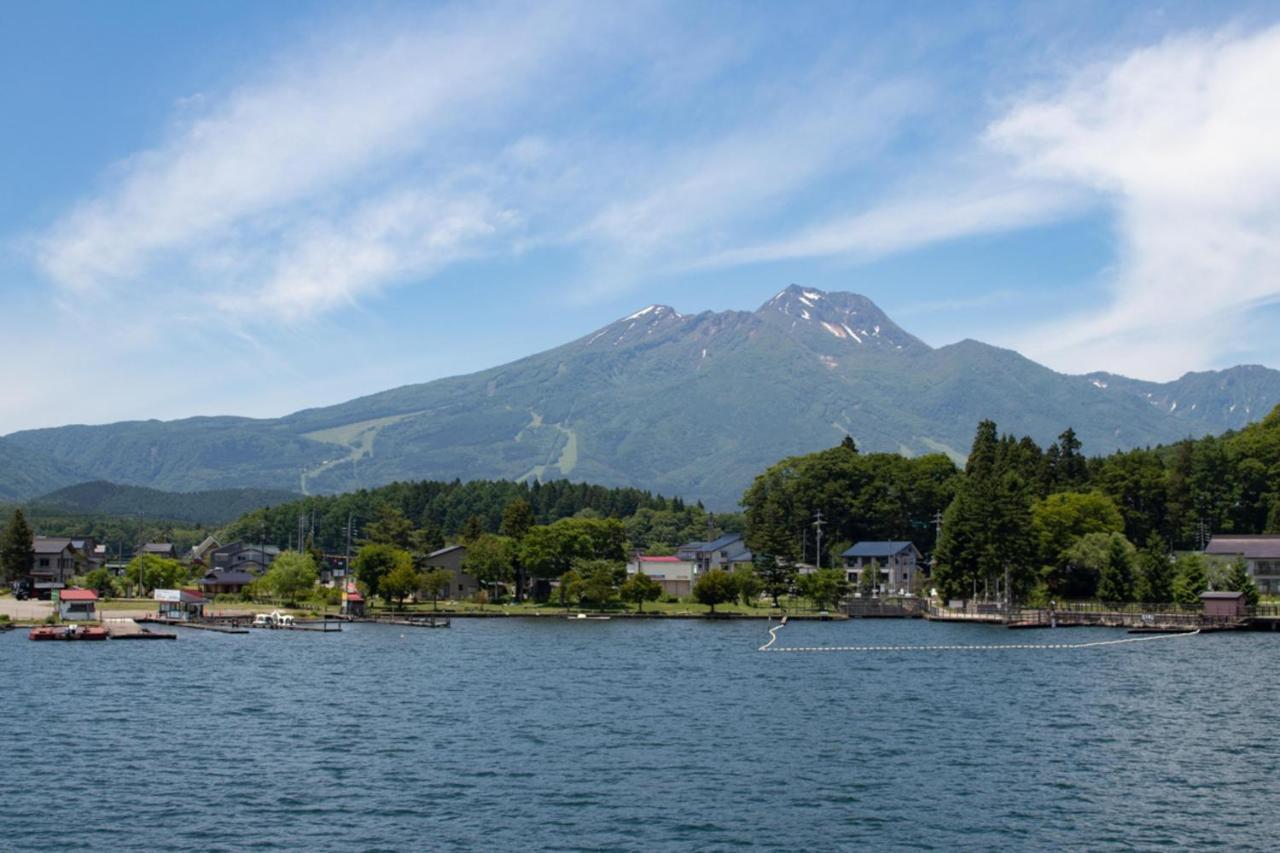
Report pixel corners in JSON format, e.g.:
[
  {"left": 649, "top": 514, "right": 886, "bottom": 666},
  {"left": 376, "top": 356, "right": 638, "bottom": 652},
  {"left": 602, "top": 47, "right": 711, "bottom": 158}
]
[{"left": 757, "top": 285, "right": 929, "bottom": 353}]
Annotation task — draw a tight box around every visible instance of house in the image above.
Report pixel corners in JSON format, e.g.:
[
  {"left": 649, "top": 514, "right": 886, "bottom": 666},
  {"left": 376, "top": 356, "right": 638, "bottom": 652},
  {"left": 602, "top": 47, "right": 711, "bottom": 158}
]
[
  {"left": 185, "top": 536, "right": 221, "bottom": 567},
  {"left": 58, "top": 588, "right": 98, "bottom": 621},
  {"left": 675, "top": 534, "right": 754, "bottom": 574},
  {"left": 32, "top": 537, "right": 81, "bottom": 585},
  {"left": 197, "top": 570, "right": 258, "bottom": 596},
  {"left": 140, "top": 542, "right": 178, "bottom": 560},
  {"left": 154, "top": 588, "right": 207, "bottom": 621},
  {"left": 422, "top": 545, "right": 479, "bottom": 599},
  {"left": 842, "top": 541, "right": 923, "bottom": 595},
  {"left": 211, "top": 542, "right": 280, "bottom": 574},
  {"left": 198, "top": 542, "right": 278, "bottom": 596},
  {"left": 1204, "top": 535, "right": 1280, "bottom": 595},
  {"left": 1200, "top": 590, "right": 1247, "bottom": 619},
  {"left": 626, "top": 555, "right": 696, "bottom": 596},
  {"left": 341, "top": 582, "right": 365, "bottom": 617},
  {"left": 71, "top": 538, "right": 106, "bottom": 572}
]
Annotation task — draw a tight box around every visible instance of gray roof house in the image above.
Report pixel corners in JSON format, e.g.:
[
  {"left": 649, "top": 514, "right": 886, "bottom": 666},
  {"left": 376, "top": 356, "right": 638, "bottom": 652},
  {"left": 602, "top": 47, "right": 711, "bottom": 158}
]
[
  {"left": 32, "top": 537, "right": 81, "bottom": 584},
  {"left": 423, "top": 545, "right": 481, "bottom": 600},
  {"left": 1205, "top": 535, "right": 1280, "bottom": 594},
  {"left": 676, "top": 534, "right": 753, "bottom": 573},
  {"left": 841, "top": 541, "right": 923, "bottom": 595}
]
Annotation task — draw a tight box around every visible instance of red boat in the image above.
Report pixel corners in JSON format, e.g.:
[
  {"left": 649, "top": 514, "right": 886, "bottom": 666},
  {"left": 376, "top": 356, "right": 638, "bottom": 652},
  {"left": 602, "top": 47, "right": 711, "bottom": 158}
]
[{"left": 28, "top": 625, "right": 108, "bottom": 641}]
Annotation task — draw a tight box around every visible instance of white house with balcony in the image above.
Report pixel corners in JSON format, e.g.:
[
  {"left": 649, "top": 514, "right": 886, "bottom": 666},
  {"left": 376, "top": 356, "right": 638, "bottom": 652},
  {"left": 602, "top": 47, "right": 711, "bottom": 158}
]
[{"left": 1205, "top": 535, "right": 1280, "bottom": 595}]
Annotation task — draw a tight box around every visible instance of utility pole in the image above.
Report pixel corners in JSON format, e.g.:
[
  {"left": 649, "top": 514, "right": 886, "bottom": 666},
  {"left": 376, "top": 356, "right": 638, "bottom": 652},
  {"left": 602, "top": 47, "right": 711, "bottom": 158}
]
[
  {"left": 344, "top": 514, "right": 353, "bottom": 581},
  {"left": 813, "top": 510, "right": 826, "bottom": 570}
]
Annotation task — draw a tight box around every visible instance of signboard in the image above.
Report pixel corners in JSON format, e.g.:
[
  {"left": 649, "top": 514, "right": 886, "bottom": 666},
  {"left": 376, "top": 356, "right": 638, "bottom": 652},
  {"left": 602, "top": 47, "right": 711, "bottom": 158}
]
[{"left": 154, "top": 589, "right": 182, "bottom": 602}]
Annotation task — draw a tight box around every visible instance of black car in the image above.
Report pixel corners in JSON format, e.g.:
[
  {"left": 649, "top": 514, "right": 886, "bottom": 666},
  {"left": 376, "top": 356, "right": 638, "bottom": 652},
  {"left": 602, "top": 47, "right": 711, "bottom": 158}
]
[{"left": 11, "top": 578, "right": 32, "bottom": 601}]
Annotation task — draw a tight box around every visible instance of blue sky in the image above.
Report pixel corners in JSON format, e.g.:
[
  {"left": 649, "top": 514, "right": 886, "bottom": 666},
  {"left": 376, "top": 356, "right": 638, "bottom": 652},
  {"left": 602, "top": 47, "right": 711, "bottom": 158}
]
[{"left": 3, "top": 0, "right": 1280, "bottom": 434}]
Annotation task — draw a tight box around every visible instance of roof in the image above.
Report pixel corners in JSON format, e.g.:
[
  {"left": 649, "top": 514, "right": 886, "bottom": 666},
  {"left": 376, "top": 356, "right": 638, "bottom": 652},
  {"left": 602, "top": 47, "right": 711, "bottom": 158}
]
[
  {"left": 59, "top": 588, "right": 98, "bottom": 602},
  {"left": 346, "top": 591, "right": 365, "bottom": 602},
  {"left": 1205, "top": 535, "right": 1280, "bottom": 559},
  {"left": 842, "top": 541, "right": 919, "bottom": 558},
  {"left": 33, "top": 537, "right": 75, "bottom": 555},
  {"left": 704, "top": 533, "right": 744, "bottom": 552},
  {"left": 198, "top": 570, "right": 256, "bottom": 586},
  {"left": 1200, "top": 590, "right": 1245, "bottom": 600},
  {"left": 141, "top": 543, "right": 175, "bottom": 553},
  {"left": 639, "top": 556, "right": 683, "bottom": 563},
  {"left": 427, "top": 545, "right": 466, "bottom": 558}
]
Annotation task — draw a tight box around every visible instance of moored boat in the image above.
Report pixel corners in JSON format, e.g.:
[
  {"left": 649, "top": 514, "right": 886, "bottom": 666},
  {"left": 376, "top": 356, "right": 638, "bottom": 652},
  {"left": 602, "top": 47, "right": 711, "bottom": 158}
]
[{"left": 29, "top": 625, "right": 108, "bottom": 641}]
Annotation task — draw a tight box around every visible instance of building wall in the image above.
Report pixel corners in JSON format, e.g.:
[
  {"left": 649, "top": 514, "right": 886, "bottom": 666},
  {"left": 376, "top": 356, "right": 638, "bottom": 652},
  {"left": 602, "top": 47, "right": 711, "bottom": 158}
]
[{"left": 425, "top": 549, "right": 481, "bottom": 599}]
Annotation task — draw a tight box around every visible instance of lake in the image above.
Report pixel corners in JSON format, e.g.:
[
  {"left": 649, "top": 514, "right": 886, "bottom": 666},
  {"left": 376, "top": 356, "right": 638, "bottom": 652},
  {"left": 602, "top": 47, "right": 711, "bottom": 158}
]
[{"left": 2, "top": 618, "right": 1277, "bottom": 850}]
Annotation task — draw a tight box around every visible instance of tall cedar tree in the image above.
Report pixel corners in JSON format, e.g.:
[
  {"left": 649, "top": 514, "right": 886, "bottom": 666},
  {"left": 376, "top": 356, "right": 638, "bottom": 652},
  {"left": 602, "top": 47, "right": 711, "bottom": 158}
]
[
  {"left": 933, "top": 421, "right": 1037, "bottom": 601},
  {"left": 1, "top": 508, "right": 35, "bottom": 583}
]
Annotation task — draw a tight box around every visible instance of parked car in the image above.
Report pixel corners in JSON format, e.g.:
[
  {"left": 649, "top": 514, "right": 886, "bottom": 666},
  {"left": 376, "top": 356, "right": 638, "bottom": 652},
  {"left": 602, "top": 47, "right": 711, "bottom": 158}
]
[{"left": 11, "top": 579, "right": 32, "bottom": 601}]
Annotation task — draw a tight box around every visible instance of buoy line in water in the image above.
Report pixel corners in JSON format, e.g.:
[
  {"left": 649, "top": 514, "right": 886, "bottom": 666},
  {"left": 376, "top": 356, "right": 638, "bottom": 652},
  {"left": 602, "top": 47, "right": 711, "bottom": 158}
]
[{"left": 758, "top": 617, "right": 1200, "bottom": 653}]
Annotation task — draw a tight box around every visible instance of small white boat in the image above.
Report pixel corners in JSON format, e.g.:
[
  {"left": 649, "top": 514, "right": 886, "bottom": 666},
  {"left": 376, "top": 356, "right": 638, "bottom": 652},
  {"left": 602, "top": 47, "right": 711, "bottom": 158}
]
[{"left": 568, "top": 613, "right": 611, "bottom": 621}]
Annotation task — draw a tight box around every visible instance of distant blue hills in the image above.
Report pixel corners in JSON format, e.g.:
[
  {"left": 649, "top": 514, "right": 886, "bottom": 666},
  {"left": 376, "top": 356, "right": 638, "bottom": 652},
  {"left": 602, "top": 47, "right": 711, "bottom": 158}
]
[{"left": 3, "top": 285, "right": 1278, "bottom": 508}]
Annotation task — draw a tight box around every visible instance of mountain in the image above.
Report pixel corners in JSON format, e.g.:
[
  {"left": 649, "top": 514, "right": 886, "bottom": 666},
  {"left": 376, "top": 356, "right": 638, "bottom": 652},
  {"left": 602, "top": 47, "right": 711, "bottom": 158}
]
[
  {"left": 3, "top": 285, "right": 1279, "bottom": 508},
  {"left": 28, "top": 481, "right": 302, "bottom": 525}
]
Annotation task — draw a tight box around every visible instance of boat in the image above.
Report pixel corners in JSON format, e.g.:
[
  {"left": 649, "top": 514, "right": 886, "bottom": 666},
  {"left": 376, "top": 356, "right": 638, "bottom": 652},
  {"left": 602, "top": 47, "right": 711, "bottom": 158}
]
[
  {"left": 29, "top": 625, "right": 108, "bottom": 641},
  {"left": 252, "top": 610, "right": 296, "bottom": 629},
  {"left": 567, "top": 613, "right": 611, "bottom": 621}
]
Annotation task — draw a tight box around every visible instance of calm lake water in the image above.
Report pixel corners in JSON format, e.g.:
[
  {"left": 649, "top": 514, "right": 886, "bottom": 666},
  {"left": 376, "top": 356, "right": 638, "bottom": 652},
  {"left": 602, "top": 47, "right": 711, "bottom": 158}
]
[{"left": 2, "top": 618, "right": 1278, "bottom": 851}]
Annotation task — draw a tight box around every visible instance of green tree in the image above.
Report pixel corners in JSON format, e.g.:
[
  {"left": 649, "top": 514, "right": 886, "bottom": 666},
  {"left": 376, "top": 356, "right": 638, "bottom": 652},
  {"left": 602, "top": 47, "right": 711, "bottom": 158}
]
[
  {"left": 1032, "top": 491, "right": 1124, "bottom": 568},
  {"left": 362, "top": 505, "right": 414, "bottom": 550},
  {"left": 1225, "top": 558, "right": 1260, "bottom": 606},
  {"left": 752, "top": 551, "right": 796, "bottom": 607},
  {"left": 379, "top": 561, "right": 421, "bottom": 610},
  {"left": 1135, "top": 535, "right": 1175, "bottom": 603},
  {"left": 260, "top": 551, "right": 319, "bottom": 605},
  {"left": 417, "top": 568, "right": 452, "bottom": 610},
  {"left": 693, "top": 569, "right": 736, "bottom": 614},
  {"left": 620, "top": 570, "right": 662, "bottom": 613},
  {"left": 1172, "top": 554, "right": 1209, "bottom": 609},
  {"left": 1095, "top": 534, "right": 1136, "bottom": 602},
  {"left": 353, "top": 543, "right": 411, "bottom": 601},
  {"left": 499, "top": 499, "right": 535, "bottom": 540},
  {"left": 79, "top": 567, "right": 118, "bottom": 597},
  {"left": 732, "top": 565, "right": 763, "bottom": 606},
  {"left": 0, "top": 508, "right": 35, "bottom": 583},
  {"left": 125, "top": 554, "right": 187, "bottom": 595},
  {"left": 797, "top": 567, "right": 849, "bottom": 610},
  {"left": 463, "top": 534, "right": 515, "bottom": 603},
  {"left": 572, "top": 559, "right": 624, "bottom": 608},
  {"left": 858, "top": 559, "right": 879, "bottom": 596},
  {"left": 933, "top": 421, "right": 1036, "bottom": 601},
  {"left": 558, "top": 569, "right": 582, "bottom": 608},
  {"left": 461, "top": 514, "right": 486, "bottom": 543},
  {"left": 1056, "top": 532, "right": 1117, "bottom": 599}
]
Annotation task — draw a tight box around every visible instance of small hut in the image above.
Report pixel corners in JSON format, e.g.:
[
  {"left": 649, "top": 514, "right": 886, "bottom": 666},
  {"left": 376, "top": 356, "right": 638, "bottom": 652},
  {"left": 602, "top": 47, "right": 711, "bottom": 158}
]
[
  {"left": 58, "top": 588, "right": 99, "bottom": 621},
  {"left": 1200, "top": 590, "right": 1246, "bottom": 619}
]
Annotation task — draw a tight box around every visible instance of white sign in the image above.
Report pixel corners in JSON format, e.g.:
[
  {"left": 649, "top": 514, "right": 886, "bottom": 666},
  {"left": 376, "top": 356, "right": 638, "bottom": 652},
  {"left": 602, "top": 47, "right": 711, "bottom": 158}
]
[{"left": 154, "top": 589, "right": 182, "bottom": 602}]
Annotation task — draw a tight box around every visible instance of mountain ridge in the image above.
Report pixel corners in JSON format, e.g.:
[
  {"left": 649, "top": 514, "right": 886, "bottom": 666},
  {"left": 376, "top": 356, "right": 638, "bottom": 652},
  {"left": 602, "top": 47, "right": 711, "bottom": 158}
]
[{"left": 3, "top": 284, "right": 1278, "bottom": 507}]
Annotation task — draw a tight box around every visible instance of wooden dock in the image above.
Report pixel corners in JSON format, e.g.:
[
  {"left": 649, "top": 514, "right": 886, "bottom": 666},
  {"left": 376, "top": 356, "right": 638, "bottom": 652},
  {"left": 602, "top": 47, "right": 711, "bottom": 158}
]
[
  {"left": 138, "top": 617, "right": 250, "bottom": 634},
  {"left": 103, "top": 618, "right": 177, "bottom": 640}
]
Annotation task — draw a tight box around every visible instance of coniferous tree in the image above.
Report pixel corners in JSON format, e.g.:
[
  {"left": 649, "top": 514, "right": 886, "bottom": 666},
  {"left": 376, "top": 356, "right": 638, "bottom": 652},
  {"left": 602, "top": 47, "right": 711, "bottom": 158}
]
[
  {"left": 1135, "top": 534, "right": 1175, "bottom": 603},
  {"left": 1172, "top": 554, "right": 1209, "bottom": 609},
  {"left": 1095, "top": 534, "right": 1135, "bottom": 602},
  {"left": 1226, "top": 558, "right": 1260, "bottom": 606},
  {"left": 1, "top": 509, "right": 35, "bottom": 584}
]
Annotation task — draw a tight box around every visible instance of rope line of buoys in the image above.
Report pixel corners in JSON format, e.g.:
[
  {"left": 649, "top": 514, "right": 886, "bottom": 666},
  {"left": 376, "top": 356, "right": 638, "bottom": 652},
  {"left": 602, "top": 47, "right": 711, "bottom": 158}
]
[{"left": 758, "top": 618, "right": 1199, "bottom": 653}]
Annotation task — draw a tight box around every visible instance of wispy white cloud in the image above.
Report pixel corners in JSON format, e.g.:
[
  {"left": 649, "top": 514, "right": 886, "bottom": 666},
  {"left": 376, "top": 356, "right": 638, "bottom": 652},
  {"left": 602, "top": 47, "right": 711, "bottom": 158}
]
[
  {"left": 34, "top": 2, "right": 602, "bottom": 316},
  {"left": 990, "top": 24, "right": 1280, "bottom": 377},
  {"left": 687, "top": 180, "right": 1083, "bottom": 271}
]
